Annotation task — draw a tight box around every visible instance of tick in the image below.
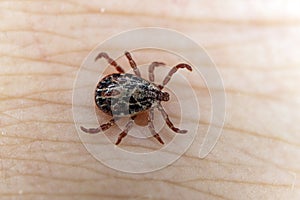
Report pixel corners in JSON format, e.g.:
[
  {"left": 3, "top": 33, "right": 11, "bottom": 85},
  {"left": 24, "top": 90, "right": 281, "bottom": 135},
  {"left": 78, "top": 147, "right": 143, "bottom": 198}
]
[{"left": 80, "top": 51, "right": 192, "bottom": 145}]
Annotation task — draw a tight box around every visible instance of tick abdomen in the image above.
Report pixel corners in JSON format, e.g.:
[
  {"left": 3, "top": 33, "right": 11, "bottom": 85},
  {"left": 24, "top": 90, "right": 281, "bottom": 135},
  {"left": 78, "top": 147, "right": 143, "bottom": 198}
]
[{"left": 95, "top": 73, "right": 160, "bottom": 117}]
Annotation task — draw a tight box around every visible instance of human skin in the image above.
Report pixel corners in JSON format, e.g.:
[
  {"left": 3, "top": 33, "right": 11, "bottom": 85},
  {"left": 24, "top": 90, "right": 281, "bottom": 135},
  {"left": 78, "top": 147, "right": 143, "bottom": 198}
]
[{"left": 0, "top": 1, "right": 300, "bottom": 200}]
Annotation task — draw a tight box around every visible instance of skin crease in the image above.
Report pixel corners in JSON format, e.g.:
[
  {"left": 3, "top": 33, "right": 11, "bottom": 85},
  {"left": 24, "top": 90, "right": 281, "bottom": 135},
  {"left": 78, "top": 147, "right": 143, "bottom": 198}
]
[{"left": 0, "top": 0, "right": 300, "bottom": 200}]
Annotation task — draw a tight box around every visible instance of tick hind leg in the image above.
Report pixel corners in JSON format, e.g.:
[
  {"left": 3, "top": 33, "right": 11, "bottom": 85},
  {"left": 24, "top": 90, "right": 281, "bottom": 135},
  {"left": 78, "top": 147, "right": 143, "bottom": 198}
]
[
  {"left": 115, "top": 118, "right": 135, "bottom": 145},
  {"left": 157, "top": 104, "right": 187, "bottom": 134},
  {"left": 148, "top": 62, "right": 166, "bottom": 82},
  {"left": 158, "top": 63, "right": 192, "bottom": 90},
  {"left": 124, "top": 51, "right": 141, "bottom": 77},
  {"left": 148, "top": 108, "right": 164, "bottom": 144},
  {"left": 80, "top": 118, "right": 117, "bottom": 134},
  {"left": 95, "top": 52, "right": 125, "bottom": 73}
]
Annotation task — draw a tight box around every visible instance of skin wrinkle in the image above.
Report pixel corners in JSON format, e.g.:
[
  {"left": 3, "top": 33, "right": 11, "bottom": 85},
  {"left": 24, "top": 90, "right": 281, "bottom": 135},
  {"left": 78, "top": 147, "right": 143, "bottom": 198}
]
[
  {"left": 197, "top": 160, "right": 298, "bottom": 182},
  {"left": 236, "top": 145, "right": 300, "bottom": 174},
  {"left": 0, "top": 96, "right": 72, "bottom": 108},
  {"left": 1, "top": 92, "right": 298, "bottom": 162},
  {"left": 0, "top": 194, "right": 170, "bottom": 200},
  {"left": 211, "top": 63, "right": 300, "bottom": 70},
  {"left": 206, "top": 27, "right": 300, "bottom": 52},
  {"left": 0, "top": 54, "right": 79, "bottom": 68},
  {"left": 160, "top": 181, "right": 231, "bottom": 200},
  {"left": 0, "top": 193, "right": 139, "bottom": 199},
  {"left": 2, "top": 3, "right": 300, "bottom": 26},
  {"left": 1, "top": 1, "right": 300, "bottom": 200},
  {"left": 1, "top": 80, "right": 294, "bottom": 115},
  {"left": 0, "top": 71, "right": 75, "bottom": 77},
  {"left": 1, "top": 132, "right": 277, "bottom": 172},
  {"left": 223, "top": 125, "right": 300, "bottom": 147},
  {"left": 0, "top": 120, "right": 73, "bottom": 129},
  {"left": 2, "top": 87, "right": 74, "bottom": 99},
  {"left": 193, "top": 84, "right": 295, "bottom": 104},
  {"left": 1, "top": 93, "right": 299, "bottom": 165},
  {"left": 0, "top": 156, "right": 108, "bottom": 177},
  {"left": 0, "top": 29, "right": 78, "bottom": 40},
  {"left": 1, "top": 101, "right": 48, "bottom": 113},
  {"left": 181, "top": 177, "right": 293, "bottom": 188},
  {"left": 7, "top": 170, "right": 290, "bottom": 190},
  {"left": 0, "top": 54, "right": 102, "bottom": 75},
  {"left": 0, "top": 102, "right": 69, "bottom": 117},
  {"left": 46, "top": 48, "right": 91, "bottom": 57},
  {"left": 5, "top": 37, "right": 296, "bottom": 72},
  {"left": 1, "top": 157, "right": 229, "bottom": 200},
  {"left": 5, "top": 133, "right": 295, "bottom": 174},
  {"left": 4, "top": 96, "right": 286, "bottom": 158},
  {"left": 1, "top": 111, "right": 23, "bottom": 122},
  {"left": 2, "top": 50, "right": 299, "bottom": 72},
  {"left": 2, "top": 142, "right": 299, "bottom": 196},
  {"left": 6, "top": 115, "right": 295, "bottom": 176},
  {"left": 0, "top": 39, "right": 85, "bottom": 61},
  {"left": 5, "top": 138, "right": 298, "bottom": 187}
]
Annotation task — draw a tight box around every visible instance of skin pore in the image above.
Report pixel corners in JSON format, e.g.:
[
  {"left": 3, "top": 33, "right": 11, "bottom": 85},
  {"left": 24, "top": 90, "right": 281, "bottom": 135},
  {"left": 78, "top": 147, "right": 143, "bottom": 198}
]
[{"left": 1, "top": 1, "right": 300, "bottom": 199}]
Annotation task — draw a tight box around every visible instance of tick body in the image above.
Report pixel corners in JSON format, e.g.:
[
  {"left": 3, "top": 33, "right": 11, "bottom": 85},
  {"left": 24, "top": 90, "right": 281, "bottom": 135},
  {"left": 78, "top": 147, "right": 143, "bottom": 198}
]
[
  {"left": 95, "top": 73, "right": 169, "bottom": 117},
  {"left": 81, "top": 51, "right": 192, "bottom": 145}
]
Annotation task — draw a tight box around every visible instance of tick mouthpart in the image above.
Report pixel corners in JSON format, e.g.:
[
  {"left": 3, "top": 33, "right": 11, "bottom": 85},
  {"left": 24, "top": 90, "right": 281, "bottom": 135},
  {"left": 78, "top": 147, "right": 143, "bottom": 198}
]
[{"left": 158, "top": 91, "right": 170, "bottom": 101}]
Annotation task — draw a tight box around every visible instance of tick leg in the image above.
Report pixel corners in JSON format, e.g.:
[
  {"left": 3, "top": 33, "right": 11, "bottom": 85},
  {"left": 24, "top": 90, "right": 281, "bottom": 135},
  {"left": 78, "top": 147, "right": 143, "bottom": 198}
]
[
  {"left": 115, "top": 119, "right": 134, "bottom": 145},
  {"left": 158, "top": 63, "right": 192, "bottom": 90},
  {"left": 148, "top": 62, "right": 165, "bottom": 82},
  {"left": 95, "top": 52, "right": 125, "bottom": 73},
  {"left": 124, "top": 51, "right": 141, "bottom": 77},
  {"left": 80, "top": 118, "right": 117, "bottom": 134},
  {"left": 157, "top": 104, "right": 187, "bottom": 134},
  {"left": 148, "top": 108, "right": 164, "bottom": 144}
]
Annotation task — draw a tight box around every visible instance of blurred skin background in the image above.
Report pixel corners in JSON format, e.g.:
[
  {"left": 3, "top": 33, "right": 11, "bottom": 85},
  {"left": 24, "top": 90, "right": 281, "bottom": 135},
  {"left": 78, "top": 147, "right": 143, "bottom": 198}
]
[{"left": 0, "top": 1, "right": 299, "bottom": 199}]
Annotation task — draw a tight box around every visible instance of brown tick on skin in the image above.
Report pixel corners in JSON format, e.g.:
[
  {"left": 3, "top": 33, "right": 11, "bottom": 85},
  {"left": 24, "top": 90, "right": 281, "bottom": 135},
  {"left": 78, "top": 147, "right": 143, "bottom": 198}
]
[{"left": 80, "top": 51, "right": 192, "bottom": 145}]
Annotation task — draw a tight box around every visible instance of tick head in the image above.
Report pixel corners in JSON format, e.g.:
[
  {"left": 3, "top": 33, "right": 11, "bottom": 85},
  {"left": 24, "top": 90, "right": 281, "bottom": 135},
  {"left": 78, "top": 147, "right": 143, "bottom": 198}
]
[{"left": 158, "top": 91, "right": 170, "bottom": 102}]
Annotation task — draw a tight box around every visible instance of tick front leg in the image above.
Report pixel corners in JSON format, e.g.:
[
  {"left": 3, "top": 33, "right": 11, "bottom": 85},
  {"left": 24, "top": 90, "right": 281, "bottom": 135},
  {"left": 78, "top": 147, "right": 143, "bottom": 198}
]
[
  {"left": 124, "top": 51, "right": 141, "bottom": 77},
  {"left": 115, "top": 118, "right": 134, "bottom": 145},
  {"left": 157, "top": 104, "right": 187, "bottom": 134},
  {"left": 158, "top": 63, "right": 192, "bottom": 90},
  {"left": 80, "top": 118, "right": 117, "bottom": 134},
  {"left": 95, "top": 52, "right": 125, "bottom": 73},
  {"left": 148, "top": 62, "right": 165, "bottom": 82},
  {"left": 148, "top": 108, "right": 164, "bottom": 144}
]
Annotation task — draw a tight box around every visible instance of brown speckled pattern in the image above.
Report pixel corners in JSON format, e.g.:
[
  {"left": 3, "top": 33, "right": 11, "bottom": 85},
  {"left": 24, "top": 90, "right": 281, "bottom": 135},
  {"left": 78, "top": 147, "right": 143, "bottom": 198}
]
[{"left": 95, "top": 73, "right": 161, "bottom": 117}]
